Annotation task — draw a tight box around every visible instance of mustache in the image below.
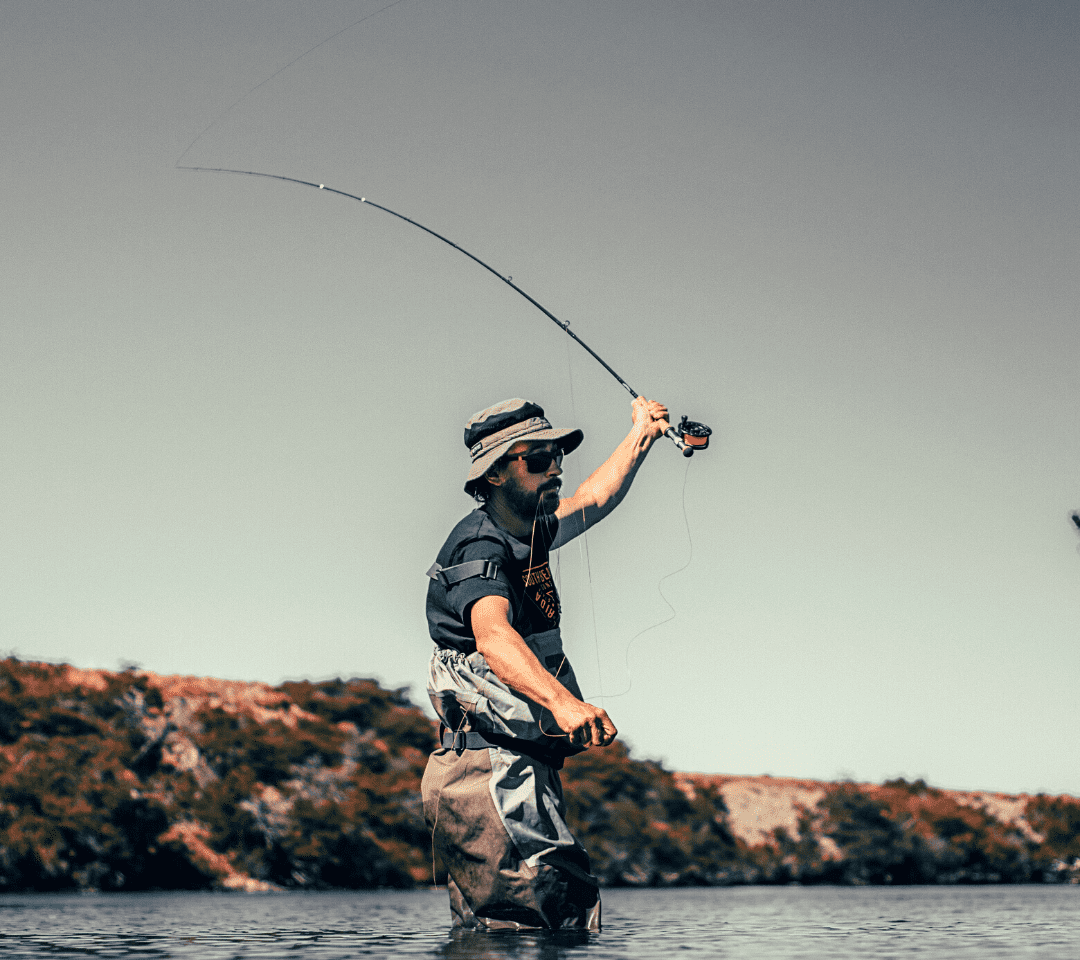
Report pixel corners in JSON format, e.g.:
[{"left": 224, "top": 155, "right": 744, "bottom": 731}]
[{"left": 540, "top": 480, "right": 562, "bottom": 493}]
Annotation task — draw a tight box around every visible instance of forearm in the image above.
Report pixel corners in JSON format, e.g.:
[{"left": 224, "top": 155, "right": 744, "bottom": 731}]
[
  {"left": 573, "top": 419, "right": 662, "bottom": 519},
  {"left": 475, "top": 623, "right": 578, "bottom": 714},
  {"left": 470, "top": 594, "right": 618, "bottom": 747}
]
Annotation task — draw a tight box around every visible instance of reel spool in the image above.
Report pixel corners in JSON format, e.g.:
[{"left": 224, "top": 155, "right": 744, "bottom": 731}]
[{"left": 672, "top": 415, "right": 712, "bottom": 456}]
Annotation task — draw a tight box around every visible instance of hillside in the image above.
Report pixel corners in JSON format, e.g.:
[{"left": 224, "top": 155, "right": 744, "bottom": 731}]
[{"left": 2, "top": 658, "right": 1078, "bottom": 892}]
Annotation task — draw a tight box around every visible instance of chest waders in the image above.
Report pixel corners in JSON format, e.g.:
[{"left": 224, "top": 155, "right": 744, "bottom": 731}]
[{"left": 422, "top": 560, "right": 601, "bottom": 931}]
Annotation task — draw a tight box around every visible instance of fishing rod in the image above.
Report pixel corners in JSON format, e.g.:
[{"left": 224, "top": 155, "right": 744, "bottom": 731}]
[{"left": 180, "top": 165, "right": 712, "bottom": 456}]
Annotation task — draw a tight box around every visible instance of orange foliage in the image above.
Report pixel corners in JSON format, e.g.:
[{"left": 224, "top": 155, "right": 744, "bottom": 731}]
[{"left": 2, "top": 658, "right": 1078, "bottom": 890}]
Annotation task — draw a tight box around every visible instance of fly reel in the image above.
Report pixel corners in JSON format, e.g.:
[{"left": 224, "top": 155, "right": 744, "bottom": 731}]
[{"left": 670, "top": 416, "right": 712, "bottom": 457}]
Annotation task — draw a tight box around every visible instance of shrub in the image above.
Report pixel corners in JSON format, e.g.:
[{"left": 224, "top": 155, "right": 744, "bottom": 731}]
[{"left": 562, "top": 744, "right": 742, "bottom": 886}]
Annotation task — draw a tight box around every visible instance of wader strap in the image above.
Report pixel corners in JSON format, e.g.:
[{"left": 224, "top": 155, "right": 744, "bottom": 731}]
[
  {"left": 427, "top": 559, "right": 501, "bottom": 587},
  {"left": 440, "top": 725, "right": 569, "bottom": 771}
]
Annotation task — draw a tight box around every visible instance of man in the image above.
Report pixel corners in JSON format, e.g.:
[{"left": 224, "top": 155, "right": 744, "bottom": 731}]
[{"left": 422, "top": 395, "right": 669, "bottom": 931}]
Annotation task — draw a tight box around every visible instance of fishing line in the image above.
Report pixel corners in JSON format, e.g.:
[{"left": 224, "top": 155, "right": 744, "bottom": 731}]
[
  {"left": 177, "top": 4, "right": 711, "bottom": 870},
  {"left": 563, "top": 338, "right": 605, "bottom": 705},
  {"left": 180, "top": 166, "right": 709, "bottom": 732},
  {"left": 175, "top": 0, "right": 411, "bottom": 168},
  {"left": 551, "top": 336, "right": 698, "bottom": 707},
  {"left": 427, "top": 709, "right": 468, "bottom": 889},
  {"left": 590, "top": 458, "right": 695, "bottom": 702}
]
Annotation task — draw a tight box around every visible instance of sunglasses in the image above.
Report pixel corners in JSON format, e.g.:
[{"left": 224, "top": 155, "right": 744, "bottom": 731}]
[{"left": 504, "top": 450, "right": 563, "bottom": 473}]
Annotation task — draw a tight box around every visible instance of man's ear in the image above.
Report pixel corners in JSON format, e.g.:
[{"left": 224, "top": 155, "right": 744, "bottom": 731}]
[{"left": 485, "top": 465, "right": 505, "bottom": 489}]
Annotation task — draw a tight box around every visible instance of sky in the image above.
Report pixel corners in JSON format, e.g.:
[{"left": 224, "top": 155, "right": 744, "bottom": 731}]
[{"left": 2, "top": 0, "right": 1078, "bottom": 796}]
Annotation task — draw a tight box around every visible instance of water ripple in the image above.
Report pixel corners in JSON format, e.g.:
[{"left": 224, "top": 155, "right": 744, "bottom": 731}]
[{"left": 1, "top": 886, "right": 1077, "bottom": 959}]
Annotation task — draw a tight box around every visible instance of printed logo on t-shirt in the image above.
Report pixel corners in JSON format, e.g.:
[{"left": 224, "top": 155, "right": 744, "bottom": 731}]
[{"left": 523, "top": 561, "right": 560, "bottom": 625}]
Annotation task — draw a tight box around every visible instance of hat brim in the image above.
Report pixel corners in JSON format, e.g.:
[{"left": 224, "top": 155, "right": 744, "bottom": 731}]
[{"left": 464, "top": 426, "right": 583, "bottom": 495}]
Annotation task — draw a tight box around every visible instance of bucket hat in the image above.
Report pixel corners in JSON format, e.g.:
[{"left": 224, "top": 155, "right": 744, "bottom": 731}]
[{"left": 463, "top": 399, "right": 583, "bottom": 495}]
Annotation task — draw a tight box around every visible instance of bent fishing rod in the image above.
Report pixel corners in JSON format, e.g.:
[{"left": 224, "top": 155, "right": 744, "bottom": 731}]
[{"left": 180, "top": 166, "right": 712, "bottom": 456}]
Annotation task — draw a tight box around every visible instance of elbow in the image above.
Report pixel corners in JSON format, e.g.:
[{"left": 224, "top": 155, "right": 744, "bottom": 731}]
[
  {"left": 593, "top": 489, "right": 626, "bottom": 521},
  {"left": 475, "top": 629, "right": 514, "bottom": 673}
]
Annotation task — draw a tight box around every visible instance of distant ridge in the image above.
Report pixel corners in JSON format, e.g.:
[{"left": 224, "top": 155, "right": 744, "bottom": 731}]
[{"left": 2, "top": 658, "right": 1078, "bottom": 891}]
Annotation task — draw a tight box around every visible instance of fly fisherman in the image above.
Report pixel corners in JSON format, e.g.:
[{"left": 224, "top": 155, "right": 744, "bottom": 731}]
[{"left": 422, "top": 395, "right": 669, "bottom": 931}]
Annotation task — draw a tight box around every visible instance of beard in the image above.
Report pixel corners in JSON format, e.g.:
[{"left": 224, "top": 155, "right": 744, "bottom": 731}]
[{"left": 503, "top": 476, "right": 561, "bottom": 521}]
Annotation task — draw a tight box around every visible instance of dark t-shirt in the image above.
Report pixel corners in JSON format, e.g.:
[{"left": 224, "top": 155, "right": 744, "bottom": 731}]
[{"left": 427, "top": 508, "right": 561, "bottom": 654}]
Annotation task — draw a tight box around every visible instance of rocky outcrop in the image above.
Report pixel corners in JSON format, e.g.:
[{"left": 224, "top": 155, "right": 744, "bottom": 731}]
[
  {"left": 677, "top": 774, "right": 829, "bottom": 848},
  {"left": 676, "top": 773, "right": 1045, "bottom": 847},
  {"left": 677, "top": 773, "right": 1080, "bottom": 885}
]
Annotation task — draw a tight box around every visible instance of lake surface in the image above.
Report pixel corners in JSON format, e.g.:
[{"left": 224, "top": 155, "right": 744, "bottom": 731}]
[{"left": 1, "top": 886, "right": 1077, "bottom": 959}]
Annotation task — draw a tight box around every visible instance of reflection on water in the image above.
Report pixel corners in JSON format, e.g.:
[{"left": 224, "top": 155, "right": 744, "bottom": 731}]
[
  {"left": 1, "top": 886, "right": 1079, "bottom": 959},
  {"left": 439, "top": 928, "right": 592, "bottom": 960}
]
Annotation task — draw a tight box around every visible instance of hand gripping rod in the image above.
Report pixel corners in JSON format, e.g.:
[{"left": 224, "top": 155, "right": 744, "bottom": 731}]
[{"left": 181, "top": 166, "right": 711, "bottom": 456}]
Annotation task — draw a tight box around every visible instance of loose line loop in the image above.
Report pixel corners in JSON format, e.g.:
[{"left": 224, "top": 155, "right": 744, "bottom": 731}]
[{"left": 596, "top": 458, "right": 695, "bottom": 701}]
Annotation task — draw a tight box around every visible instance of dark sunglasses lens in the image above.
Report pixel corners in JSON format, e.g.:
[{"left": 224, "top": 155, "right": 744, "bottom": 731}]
[{"left": 525, "top": 452, "right": 561, "bottom": 473}]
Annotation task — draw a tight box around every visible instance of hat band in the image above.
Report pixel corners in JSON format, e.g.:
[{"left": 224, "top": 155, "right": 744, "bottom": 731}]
[{"left": 469, "top": 417, "right": 552, "bottom": 461}]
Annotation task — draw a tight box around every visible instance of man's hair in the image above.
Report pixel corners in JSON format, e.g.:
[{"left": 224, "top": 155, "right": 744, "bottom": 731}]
[
  {"left": 470, "top": 478, "right": 492, "bottom": 504},
  {"left": 469, "top": 456, "right": 506, "bottom": 504}
]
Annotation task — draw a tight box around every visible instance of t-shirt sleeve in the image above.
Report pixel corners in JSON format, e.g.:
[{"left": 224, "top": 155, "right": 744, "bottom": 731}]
[{"left": 443, "top": 536, "right": 515, "bottom": 630}]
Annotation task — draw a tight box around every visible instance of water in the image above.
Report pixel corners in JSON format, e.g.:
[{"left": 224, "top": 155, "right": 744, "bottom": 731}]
[{"left": 1, "top": 886, "right": 1078, "bottom": 959}]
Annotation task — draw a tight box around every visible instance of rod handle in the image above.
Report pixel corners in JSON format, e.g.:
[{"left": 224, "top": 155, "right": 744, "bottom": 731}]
[{"left": 664, "top": 426, "right": 694, "bottom": 457}]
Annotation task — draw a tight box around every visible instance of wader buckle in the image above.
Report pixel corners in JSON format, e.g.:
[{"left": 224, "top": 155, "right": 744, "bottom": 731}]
[{"left": 451, "top": 727, "right": 467, "bottom": 755}]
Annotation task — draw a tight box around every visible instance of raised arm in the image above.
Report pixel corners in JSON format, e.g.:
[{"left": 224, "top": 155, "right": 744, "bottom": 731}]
[
  {"left": 470, "top": 595, "right": 617, "bottom": 748},
  {"left": 553, "top": 397, "right": 668, "bottom": 545}
]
